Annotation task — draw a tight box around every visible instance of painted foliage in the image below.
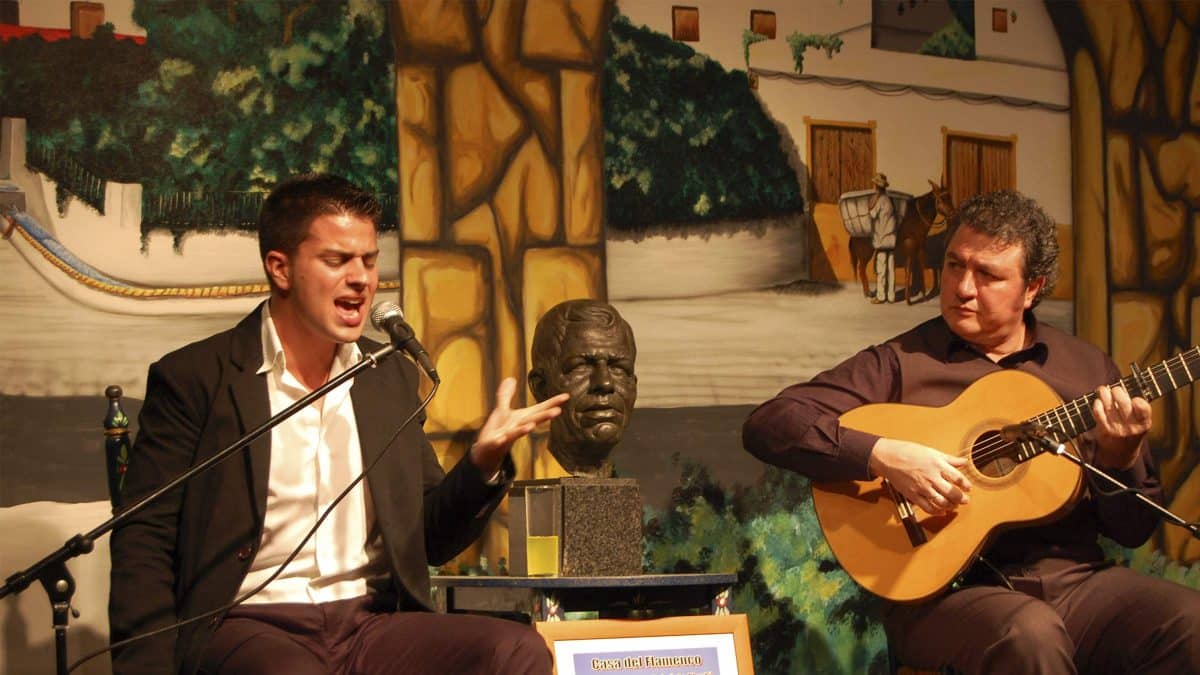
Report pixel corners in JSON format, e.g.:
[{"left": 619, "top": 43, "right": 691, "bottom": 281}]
[{"left": 1, "top": 0, "right": 398, "bottom": 238}]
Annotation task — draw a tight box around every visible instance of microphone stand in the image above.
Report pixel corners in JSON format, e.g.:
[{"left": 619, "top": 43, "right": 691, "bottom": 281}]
[
  {"left": 1035, "top": 434, "right": 1200, "bottom": 540},
  {"left": 0, "top": 342, "right": 398, "bottom": 675}
]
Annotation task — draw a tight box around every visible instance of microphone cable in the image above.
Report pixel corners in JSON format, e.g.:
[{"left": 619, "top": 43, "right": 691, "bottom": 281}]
[{"left": 68, "top": 377, "right": 439, "bottom": 673}]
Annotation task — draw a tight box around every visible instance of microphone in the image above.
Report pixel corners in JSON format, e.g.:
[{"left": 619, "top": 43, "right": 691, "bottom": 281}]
[
  {"left": 370, "top": 302, "right": 439, "bottom": 383},
  {"left": 999, "top": 421, "right": 1046, "bottom": 443}
]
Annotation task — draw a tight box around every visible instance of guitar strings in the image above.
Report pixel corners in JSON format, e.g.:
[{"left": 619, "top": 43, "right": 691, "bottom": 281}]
[
  {"left": 944, "top": 348, "right": 1200, "bottom": 468},
  {"left": 962, "top": 349, "right": 1200, "bottom": 465},
  {"left": 966, "top": 354, "right": 1185, "bottom": 466}
]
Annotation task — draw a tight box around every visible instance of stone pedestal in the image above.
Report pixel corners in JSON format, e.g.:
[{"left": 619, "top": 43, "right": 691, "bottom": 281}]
[{"left": 508, "top": 477, "right": 642, "bottom": 577}]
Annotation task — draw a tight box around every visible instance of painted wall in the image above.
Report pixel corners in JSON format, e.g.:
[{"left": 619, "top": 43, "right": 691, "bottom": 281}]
[
  {"left": 618, "top": 0, "right": 1071, "bottom": 220},
  {"left": 618, "top": 0, "right": 1067, "bottom": 104}
]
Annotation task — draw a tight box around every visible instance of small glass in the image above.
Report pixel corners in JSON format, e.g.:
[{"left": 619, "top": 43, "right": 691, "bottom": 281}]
[{"left": 525, "top": 485, "right": 560, "bottom": 577}]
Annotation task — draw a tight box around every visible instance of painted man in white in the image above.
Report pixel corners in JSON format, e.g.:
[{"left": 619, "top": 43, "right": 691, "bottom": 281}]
[{"left": 869, "top": 172, "right": 897, "bottom": 304}]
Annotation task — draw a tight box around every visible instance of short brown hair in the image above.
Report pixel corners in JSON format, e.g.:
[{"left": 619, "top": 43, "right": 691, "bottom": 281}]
[{"left": 257, "top": 173, "right": 381, "bottom": 261}]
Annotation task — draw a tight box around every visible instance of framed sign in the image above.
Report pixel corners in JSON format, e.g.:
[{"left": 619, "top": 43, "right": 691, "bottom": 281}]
[{"left": 535, "top": 614, "right": 754, "bottom": 675}]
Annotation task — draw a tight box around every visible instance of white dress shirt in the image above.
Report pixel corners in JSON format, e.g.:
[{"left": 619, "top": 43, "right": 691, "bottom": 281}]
[{"left": 238, "top": 303, "right": 386, "bottom": 604}]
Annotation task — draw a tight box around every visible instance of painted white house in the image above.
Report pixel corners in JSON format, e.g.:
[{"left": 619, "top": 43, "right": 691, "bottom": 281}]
[
  {"left": 617, "top": 0, "right": 1069, "bottom": 214},
  {"left": 616, "top": 0, "right": 1073, "bottom": 292}
]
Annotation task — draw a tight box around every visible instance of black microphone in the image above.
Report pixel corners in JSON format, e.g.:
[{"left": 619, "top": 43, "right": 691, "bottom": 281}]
[
  {"left": 999, "top": 421, "right": 1046, "bottom": 443},
  {"left": 370, "top": 302, "right": 439, "bottom": 383}
]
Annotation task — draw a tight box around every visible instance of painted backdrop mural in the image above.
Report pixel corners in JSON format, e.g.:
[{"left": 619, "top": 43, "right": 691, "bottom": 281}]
[{"left": 1, "top": 1, "right": 1199, "bottom": 674}]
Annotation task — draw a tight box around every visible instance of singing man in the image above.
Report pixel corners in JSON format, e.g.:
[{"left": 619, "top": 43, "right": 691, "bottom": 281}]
[{"left": 109, "top": 173, "right": 567, "bottom": 675}]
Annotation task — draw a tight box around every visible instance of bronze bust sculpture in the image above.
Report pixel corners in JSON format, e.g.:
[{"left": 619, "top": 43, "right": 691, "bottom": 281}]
[{"left": 528, "top": 299, "right": 637, "bottom": 477}]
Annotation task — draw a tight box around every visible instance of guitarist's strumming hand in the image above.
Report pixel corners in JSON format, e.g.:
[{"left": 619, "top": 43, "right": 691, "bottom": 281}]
[
  {"left": 1089, "top": 383, "right": 1152, "bottom": 471},
  {"left": 868, "top": 438, "right": 972, "bottom": 516}
]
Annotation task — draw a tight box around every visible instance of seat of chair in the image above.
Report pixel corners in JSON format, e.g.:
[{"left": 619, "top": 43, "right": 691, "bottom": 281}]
[{"left": 0, "top": 500, "right": 114, "bottom": 675}]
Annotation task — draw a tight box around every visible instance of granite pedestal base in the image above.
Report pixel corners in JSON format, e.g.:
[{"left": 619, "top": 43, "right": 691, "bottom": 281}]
[{"left": 508, "top": 477, "right": 642, "bottom": 577}]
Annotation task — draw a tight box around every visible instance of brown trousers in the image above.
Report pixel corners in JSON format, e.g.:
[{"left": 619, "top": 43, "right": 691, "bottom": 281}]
[
  {"left": 196, "top": 596, "right": 552, "bottom": 675},
  {"left": 885, "top": 562, "right": 1200, "bottom": 674}
]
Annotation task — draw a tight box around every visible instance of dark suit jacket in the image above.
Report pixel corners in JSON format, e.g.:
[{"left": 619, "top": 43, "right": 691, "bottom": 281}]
[{"left": 108, "top": 305, "right": 508, "bottom": 675}]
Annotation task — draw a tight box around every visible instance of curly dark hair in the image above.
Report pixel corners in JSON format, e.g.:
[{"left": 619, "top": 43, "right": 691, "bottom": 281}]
[{"left": 954, "top": 190, "right": 1059, "bottom": 307}]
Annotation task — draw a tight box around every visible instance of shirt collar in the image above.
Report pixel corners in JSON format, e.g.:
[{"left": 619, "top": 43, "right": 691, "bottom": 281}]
[
  {"left": 941, "top": 310, "right": 1049, "bottom": 366},
  {"left": 258, "top": 301, "right": 362, "bottom": 376}
]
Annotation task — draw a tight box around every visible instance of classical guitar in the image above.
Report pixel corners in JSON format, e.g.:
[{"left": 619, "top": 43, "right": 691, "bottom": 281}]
[{"left": 810, "top": 346, "right": 1200, "bottom": 603}]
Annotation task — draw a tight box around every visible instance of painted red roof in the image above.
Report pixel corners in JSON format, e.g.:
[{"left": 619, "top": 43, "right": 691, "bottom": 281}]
[{"left": 0, "top": 25, "right": 145, "bottom": 44}]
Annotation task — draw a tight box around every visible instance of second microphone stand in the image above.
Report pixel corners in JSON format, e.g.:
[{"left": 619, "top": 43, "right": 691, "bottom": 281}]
[{"left": 1035, "top": 432, "right": 1200, "bottom": 540}]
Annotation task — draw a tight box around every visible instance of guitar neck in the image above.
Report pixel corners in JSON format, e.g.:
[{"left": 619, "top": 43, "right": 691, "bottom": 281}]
[{"left": 1024, "top": 346, "right": 1200, "bottom": 443}]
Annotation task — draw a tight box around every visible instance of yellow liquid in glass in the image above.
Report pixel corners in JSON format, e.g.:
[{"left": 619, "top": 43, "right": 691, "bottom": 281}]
[{"left": 526, "top": 535, "right": 560, "bottom": 576}]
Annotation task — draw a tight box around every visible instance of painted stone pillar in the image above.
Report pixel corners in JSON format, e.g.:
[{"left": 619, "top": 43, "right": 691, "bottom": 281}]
[
  {"left": 389, "top": 0, "right": 613, "bottom": 571},
  {"left": 1050, "top": 0, "right": 1200, "bottom": 563}
]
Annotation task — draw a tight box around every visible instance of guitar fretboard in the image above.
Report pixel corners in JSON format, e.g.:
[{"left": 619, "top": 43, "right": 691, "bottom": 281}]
[{"left": 1013, "top": 345, "right": 1200, "bottom": 461}]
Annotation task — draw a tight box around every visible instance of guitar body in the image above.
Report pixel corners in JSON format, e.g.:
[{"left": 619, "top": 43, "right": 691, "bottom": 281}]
[{"left": 811, "top": 369, "right": 1084, "bottom": 603}]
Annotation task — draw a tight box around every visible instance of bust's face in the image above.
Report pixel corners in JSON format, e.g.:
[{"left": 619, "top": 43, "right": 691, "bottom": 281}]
[{"left": 543, "top": 325, "right": 637, "bottom": 473}]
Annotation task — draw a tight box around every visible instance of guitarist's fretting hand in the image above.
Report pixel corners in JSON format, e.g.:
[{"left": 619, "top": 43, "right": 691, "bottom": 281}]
[
  {"left": 1090, "top": 384, "right": 1152, "bottom": 471},
  {"left": 868, "top": 438, "right": 973, "bottom": 516}
]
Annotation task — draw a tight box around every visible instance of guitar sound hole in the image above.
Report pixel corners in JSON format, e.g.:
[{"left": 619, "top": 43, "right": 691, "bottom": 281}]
[{"left": 971, "top": 430, "right": 1019, "bottom": 478}]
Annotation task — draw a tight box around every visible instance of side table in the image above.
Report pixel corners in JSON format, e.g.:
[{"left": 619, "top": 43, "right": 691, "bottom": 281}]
[{"left": 430, "top": 572, "right": 736, "bottom": 622}]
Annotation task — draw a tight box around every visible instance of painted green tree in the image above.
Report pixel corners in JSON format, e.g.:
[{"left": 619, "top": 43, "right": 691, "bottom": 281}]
[
  {"left": 919, "top": 0, "right": 975, "bottom": 60},
  {"left": 603, "top": 14, "right": 803, "bottom": 234},
  {"left": 918, "top": 20, "right": 974, "bottom": 59},
  {"left": 0, "top": 23, "right": 156, "bottom": 184},
  {"left": 130, "top": 0, "right": 396, "bottom": 195},
  {"left": 0, "top": 1, "right": 398, "bottom": 235},
  {"left": 644, "top": 460, "right": 889, "bottom": 674}
]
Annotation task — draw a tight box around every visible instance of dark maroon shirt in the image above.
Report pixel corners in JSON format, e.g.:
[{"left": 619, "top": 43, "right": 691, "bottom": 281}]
[{"left": 743, "top": 314, "right": 1162, "bottom": 566}]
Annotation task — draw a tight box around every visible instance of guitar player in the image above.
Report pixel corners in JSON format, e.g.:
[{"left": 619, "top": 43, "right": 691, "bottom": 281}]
[{"left": 743, "top": 190, "right": 1200, "bottom": 674}]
